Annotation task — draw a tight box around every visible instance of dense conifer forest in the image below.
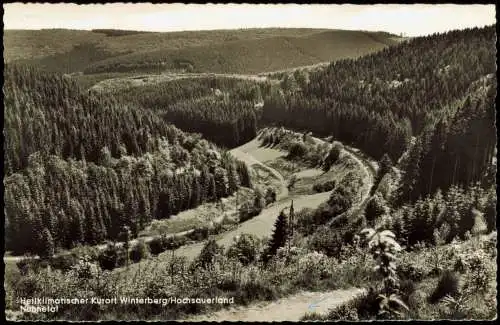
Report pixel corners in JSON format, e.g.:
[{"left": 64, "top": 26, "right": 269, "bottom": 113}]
[
  {"left": 262, "top": 26, "right": 496, "bottom": 201},
  {"left": 108, "top": 77, "right": 268, "bottom": 147},
  {"left": 4, "top": 22, "right": 497, "bottom": 322},
  {"left": 4, "top": 65, "right": 252, "bottom": 254}
]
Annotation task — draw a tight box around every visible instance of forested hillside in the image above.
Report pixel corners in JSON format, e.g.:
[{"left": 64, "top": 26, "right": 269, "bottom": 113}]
[
  {"left": 106, "top": 77, "right": 269, "bottom": 148},
  {"left": 3, "top": 24, "right": 497, "bottom": 322},
  {"left": 4, "top": 65, "right": 252, "bottom": 255},
  {"left": 84, "top": 30, "right": 398, "bottom": 74},
  {"left": 263, "top": 26, "right": 496, "bottom": 202},
  {"left": 4, "top": 28, "right": 399, "bottom": 74}
]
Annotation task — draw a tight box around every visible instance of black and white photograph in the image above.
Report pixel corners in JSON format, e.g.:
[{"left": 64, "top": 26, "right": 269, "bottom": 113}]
[{"left": 2, "top": 3, "right": 497, "bottom": 321}]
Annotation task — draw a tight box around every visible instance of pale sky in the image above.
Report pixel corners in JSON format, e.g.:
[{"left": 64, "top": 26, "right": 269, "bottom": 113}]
[{"left": 3, "top": 3, "right": 496, "bottom": 37}]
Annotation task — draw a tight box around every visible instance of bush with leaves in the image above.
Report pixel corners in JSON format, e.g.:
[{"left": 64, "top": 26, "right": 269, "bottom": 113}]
[
  {"left": 323, "top": 144, "right": 342, "bottom": 172},
  {"left": 264, "top": 187, "right": 277, "bottom": 206},
  {"left": 195, "top": 238, "right": 224, "bottom": 269},
  {"left": 69, "top": 255, "right": 101, "bottom": 280},
  {"left": 148, "top": 235, "right": 166, "bottom": 255},
  {"left": 360, "top": 228, "right": 409, "bottom": 319},
  {"left": 365, "top": 194, "right": 389, "bottom": 223},
  {"left": 307, "top": 226, "right": 344, "bottom": 258},
  {"left": 462, "top": 251, "right": 492, "bottom": 293},
  {"left": 98, "top": 242, "right": 121, "bottom": 270},
  {"left": 129, "top": 240, "right": 151, "bottom": 263},
  {"left": 226, "top": 233, "right": 261, "bottom": 265},
  {"left": 288, "top": 141, "right": 308, "bottom": 159},
  {"left": 327, "top": 185, "right": 353, "bottom": 216},
  {"left": 428, "top": 270, "right": 460, "bottom": 304}
]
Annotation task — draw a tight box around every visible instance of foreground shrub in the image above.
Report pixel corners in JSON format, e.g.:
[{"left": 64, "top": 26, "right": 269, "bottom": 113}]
[
  {"left": 69, "top": 256, "right": 100, "bottom": 279},
  {"left": 307, "top": 226, "right": 343, "bottom": 258},
  {"left": 313, "top": 180, "right": 336, "bottom": 193},
  {"left": 397, "top": 262, "right": 427, "bottom": 282},
  {"left": 360, "top": 228, "right": 409, "bottom": 318},
  {"left": 148, "top": 236, "right": 167, "bottom": 255},
  {"left": 320, "top": 288, "right": 380, "bottom": 321},
  {"left": 236, "top": 280, "right": 278, "bottom": 305},
  {"left": 399, "top": 279, "right": 417, "bottom": 304},
  {"left": 97, "top": 243, "right": 122, "bottom": 270},
  {"left": 195, "top": 238, "right": 224, "bottom": 269},
  {"left": 288, "top": 141, "right": 308, "bottom": 159},
  {"left": 428, "top": 270, "right": 460, "bottom": 304},
  {"left": 226, "top": 234, "right": 261, "bottom": 265},
  {"left": 326, "top": 302, "right": 360, "bottom": 320},
  {"left": 301, "top": 312, "right": 328, "bottom": 321}
]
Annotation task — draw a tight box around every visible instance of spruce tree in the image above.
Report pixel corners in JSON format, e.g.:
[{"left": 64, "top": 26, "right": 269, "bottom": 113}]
[
  {"left": 484, "top": 192, "right": 496, "bottom": 233},
  {"left": 39, "top": 227, "right": 55, "bottom": 260},
  {"left": 197, "top": 238, "right": 224, "bottom": 269},
  {"left": 323, "top": 143, "right": 342, "bottom": 171},
  {"left": 120, "top": 226, "right": 131, "bottom": 267},
  {"left": 398, "top": 138, "right": 423, "bottom": 204},
  {"left": 263, "top": 209, "right": 289, "bottom": 263}
]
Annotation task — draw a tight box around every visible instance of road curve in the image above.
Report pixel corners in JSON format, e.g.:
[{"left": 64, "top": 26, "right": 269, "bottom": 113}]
[{"left": 4, "top": 136, "right": 375, "bottom": 264}]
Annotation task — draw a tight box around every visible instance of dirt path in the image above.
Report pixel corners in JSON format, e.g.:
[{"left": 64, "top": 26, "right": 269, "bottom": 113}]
[{"left": 185, "top": 288, "right": 366, "bottom": 322}]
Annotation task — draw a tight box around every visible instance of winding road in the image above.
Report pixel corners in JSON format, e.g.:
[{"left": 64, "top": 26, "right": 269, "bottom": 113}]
[
  {"left": 185, "top": 288, "right": 366, "bottom": 322},
  {"left": 174, "top": 135, "right": 376, "bottom": 322},
  {"left": 4, "top": 134, "right": 375, "bottom": 263},
  {"left": 114, "top": 133, "right": 376, "bottom": 321},
  {"left": 172, "top": 135, "right": 375, "bottom": 261},
  {"left": 5, "top": 132, "right": 376, "bottom": 320}
]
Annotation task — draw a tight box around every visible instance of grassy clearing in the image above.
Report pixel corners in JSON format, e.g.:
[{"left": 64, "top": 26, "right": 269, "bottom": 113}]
[
  {"left": 290, "top": 155, "right": 360, "bottom": 197},
  {"left": 139, "top": 187, "right": 255, "bottom": 237},
  {"left": 72, "top": 72, "right": 148, "bottom": 90},
  {"left": 266, "top": 157, "right": 310, "bottom": 179},
  {"left": 267, "top": 153, "right": 362, "bottom": 198},
  {"left": 251, "top": 164, "right": 282, "bottom": 194},
  {"left": 237, "top": 140, "right": 287, "bottom": 163}
]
